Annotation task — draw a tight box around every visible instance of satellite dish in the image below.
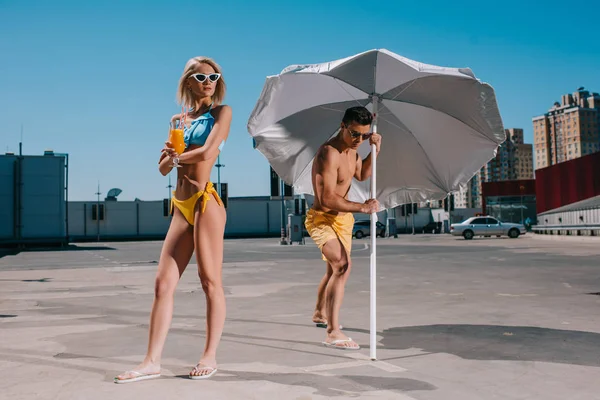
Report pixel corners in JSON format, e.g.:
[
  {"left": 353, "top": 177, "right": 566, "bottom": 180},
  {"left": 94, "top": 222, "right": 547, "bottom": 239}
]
[
  {"left": 105, "top": 188, "right": 122, "bottom": 202},
  {"left": 107, "top": 188, "right": 122, "bottom": 198}
]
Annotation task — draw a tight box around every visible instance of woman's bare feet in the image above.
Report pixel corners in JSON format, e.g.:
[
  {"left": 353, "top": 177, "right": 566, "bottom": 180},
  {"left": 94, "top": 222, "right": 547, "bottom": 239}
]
[
  {"left": 114, "top": 361, "right": 161, "bottom": 383},
  {"left": 189, "top": 357, "right": 218, "bottom": 379}
]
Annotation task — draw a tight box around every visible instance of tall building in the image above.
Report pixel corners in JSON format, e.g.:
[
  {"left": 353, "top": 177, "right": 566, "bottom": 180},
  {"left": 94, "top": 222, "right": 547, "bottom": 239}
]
[
  {"left": 454, "top": 128, "right": 533, "bottom": 209},
  {"left": 508, "top": 128, "right": 534, "bottom": 180},
  {"left": 482, "top": 133, "right": 517, "bottom": 182},
  {"left": 454, "top": 176, "right": 482, "bottom": 209},
  {"left": 533, "top": 87, "right": 600, "bottom": 170},
  {"left": 454, "top": 184, "right": 469, "bottom": 209}
]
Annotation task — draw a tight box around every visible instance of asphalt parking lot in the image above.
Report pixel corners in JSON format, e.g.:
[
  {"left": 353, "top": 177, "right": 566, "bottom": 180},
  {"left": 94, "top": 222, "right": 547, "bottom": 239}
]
[{"left": 1, "top": 234, "right": 599, "bottom": 399}]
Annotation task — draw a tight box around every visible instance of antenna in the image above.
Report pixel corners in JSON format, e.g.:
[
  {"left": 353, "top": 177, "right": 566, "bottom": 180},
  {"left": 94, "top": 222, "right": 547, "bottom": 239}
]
[
  {"left": 95, "top": 181, "right": 101, "bottom": 242},
  {"left": 95, "top": 181, "right": 101, "bottom": 201},
  {"left": 19, "top": 124, "right": 23, "bottom": 156}
]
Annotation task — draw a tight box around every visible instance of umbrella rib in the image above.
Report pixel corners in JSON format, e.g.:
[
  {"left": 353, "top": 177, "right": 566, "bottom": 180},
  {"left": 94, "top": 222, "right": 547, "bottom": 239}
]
[
  {"left": 332, "top": 76, "right": 368, "bottom": 107},
  {"left": 388, "top": 79, "right": 419, "bottom": 102},
  {"left": 299, "top": 71, "right": 369, "bottom": 106},
  {"left": 318, "top": 105, "right": 348, "bottom": 113},
  {"left": 385, "top": 185, "right": 445, "bottom": 203}
]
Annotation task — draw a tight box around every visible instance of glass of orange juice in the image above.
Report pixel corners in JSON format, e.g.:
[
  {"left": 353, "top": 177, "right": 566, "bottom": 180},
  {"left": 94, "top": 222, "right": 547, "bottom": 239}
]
[{"left": 168, "top": 120, "right": 186, "bottom": 168}]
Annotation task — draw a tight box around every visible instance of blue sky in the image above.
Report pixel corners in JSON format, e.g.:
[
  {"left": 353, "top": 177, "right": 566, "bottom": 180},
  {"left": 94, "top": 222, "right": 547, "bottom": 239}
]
[{"left": 1, "top": 0, "right": 598, "bottom": 201}]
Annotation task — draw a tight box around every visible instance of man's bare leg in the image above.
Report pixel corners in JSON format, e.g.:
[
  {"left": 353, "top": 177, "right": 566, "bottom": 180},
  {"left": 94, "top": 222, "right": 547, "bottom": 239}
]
[
  {"left": 313, "top": 262, "right": 332, "bottom": 325},
  {"left": 320, "top": 239, "right": 357, "bottom": 349}
]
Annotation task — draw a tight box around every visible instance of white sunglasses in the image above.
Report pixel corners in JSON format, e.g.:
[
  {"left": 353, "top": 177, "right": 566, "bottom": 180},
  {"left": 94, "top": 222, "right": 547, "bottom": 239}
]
[{"left": 190, "top": 73, "right": 221, "bottom": 83}]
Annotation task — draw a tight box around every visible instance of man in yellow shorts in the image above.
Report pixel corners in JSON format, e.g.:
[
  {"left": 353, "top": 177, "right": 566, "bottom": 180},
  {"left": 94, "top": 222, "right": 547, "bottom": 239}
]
[{"left": 305, "top": 106, "right": 381, "bottom": 350}]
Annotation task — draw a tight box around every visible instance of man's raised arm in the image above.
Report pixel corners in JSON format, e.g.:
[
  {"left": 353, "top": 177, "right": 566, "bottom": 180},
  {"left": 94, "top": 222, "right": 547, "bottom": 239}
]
[{"left": 358, "top": 133, "right": 382, "bottom": 181}]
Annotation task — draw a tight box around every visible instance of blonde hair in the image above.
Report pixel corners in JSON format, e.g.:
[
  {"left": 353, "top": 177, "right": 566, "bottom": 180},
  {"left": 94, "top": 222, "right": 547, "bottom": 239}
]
[{"left": 177, "top": 56, "right": 226, "bottom": 109}]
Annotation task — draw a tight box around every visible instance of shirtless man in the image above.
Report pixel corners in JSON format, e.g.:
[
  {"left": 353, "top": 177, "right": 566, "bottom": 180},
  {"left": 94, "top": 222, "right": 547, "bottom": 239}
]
[{"left": 305, "top": 106, "right": 381, "bottom": 350}]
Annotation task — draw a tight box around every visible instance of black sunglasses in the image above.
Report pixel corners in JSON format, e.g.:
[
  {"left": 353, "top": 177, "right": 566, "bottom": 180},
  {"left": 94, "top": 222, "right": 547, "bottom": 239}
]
[
  {"left": 190, "top": 73, "right": 221, "bottom": 83},
  {"left": 345, "top": 125, "right": 372, "bottom": 140}
]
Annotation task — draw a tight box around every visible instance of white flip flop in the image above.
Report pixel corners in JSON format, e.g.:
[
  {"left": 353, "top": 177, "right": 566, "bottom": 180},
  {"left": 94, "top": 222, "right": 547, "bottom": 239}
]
[
  {"left": 114, "top": 370, "right": 161, "bottom": 384},
  {"left": 322, "top": 337, "right": 360, "bottom": 350},
  {"left": 189, "top": 364, "right": 218, "bottom": 380}
]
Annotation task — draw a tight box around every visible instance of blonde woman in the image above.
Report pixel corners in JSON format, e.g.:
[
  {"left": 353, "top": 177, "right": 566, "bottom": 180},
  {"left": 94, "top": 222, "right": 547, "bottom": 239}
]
[{"left": 115, "top": 56, "right": 231, "bottom": 383}]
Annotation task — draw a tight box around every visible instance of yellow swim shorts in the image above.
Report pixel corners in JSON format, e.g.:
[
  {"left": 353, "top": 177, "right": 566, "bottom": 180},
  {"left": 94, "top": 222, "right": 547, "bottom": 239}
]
[{"left": 304, "top": 208, "right": 354, "bottom": 262}]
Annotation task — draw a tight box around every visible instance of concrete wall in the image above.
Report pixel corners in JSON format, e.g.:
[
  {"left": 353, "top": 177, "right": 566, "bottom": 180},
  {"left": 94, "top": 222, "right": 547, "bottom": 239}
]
[
  {"left": 224, "top": 197, "right": 293, "bottom": 237},
  {"left": 68, "top": 201, "right": 171, "bottom": 240},
  {"left": 537, "top": 208, "right": 600, "bottom": 226},
  {"left": 534, "top": 207, "right": 600, "bottom": 237},
  {"left": 67, "top": 197, "right": 299, "bottom": 241}
]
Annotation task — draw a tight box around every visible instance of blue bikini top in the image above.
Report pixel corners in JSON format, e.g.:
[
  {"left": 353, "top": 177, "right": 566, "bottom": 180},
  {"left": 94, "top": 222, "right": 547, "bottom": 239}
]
[{"left": 183, "top": 103, "right": 225, "bottom": 151}]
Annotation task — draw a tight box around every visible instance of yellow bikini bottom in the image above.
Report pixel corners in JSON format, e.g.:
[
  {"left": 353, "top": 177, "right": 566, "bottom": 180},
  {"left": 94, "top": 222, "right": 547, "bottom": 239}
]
[{"left": 170, "top": 182, "right": 223, "bottom": 225}]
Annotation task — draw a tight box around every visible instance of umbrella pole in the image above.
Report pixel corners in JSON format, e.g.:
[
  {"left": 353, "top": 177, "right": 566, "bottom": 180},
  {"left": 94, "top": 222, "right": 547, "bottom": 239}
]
[{"left": 370, "top": 97, "right": 378, "bottom": 361}]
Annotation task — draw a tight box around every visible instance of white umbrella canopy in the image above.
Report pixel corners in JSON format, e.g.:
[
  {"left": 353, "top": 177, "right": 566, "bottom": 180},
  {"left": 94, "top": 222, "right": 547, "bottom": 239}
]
[{"left": 247, "top": 48, "right": 506, "bottom": 208}]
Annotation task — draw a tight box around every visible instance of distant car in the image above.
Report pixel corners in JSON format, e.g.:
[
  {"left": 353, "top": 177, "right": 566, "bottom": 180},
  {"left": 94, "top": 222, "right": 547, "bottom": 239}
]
[
  {"left": 353, "top": 220, "right": 385, "bottom": 239},
  {"left": 422, "top": 221, "right": 442, "bottom": 234},
  {"left": 451, "top": 216, "right": 526, "bottom": 240}
]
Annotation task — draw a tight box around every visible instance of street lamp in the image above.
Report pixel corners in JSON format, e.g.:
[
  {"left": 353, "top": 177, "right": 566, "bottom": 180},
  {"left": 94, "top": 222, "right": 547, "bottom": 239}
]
[{"left": 216, "top": 155, "right": 225, "bottom": 197}]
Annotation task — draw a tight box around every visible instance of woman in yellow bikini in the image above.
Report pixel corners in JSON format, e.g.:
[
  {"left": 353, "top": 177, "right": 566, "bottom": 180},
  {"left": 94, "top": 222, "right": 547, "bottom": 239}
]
[{"left": 115, "top": 56, "right": 231, "bottom": 383}]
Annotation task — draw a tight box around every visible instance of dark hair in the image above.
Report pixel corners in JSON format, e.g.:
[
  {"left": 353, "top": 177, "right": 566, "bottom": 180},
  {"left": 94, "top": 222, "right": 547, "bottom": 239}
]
[{"left": 342, "top": 106, "right": 373, "bottom": 126}]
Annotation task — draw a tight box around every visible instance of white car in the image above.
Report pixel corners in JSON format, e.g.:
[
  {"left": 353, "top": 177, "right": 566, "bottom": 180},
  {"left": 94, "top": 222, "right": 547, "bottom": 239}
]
[{"left": 451, "top": 216, "right": 526, "bottom": 240}]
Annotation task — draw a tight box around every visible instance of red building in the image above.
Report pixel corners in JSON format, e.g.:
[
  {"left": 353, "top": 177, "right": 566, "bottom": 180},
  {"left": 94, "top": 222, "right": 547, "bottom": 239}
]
[
  {"left": 481, "top": 180, "right": 536, "bottom": 211},
  {"left": 535, "top": 151, "right": 600, "bottom": 214},
  {"left": 481, "top": 180, "right": 537, "bottom": 224}
]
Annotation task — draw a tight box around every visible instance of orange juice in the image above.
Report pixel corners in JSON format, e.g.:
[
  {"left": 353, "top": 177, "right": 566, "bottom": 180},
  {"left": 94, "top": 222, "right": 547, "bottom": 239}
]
[{"left": 169, "top": 128, "right": 185, "bottom": 154}]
